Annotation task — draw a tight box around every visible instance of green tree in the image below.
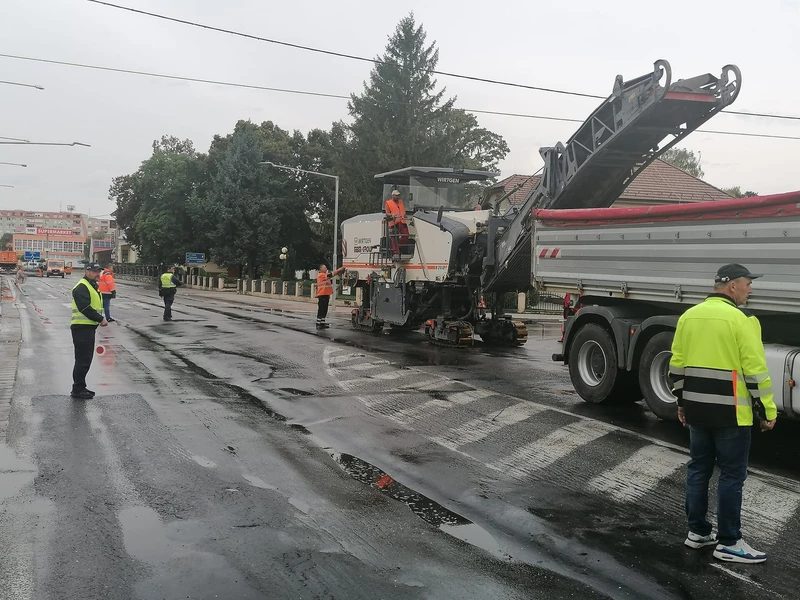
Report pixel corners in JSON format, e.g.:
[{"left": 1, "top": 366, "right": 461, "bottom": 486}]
[
  {"left": 109, "top": 136, "right": 208, "bottom": 264},
  {"left": 194, "top": 121, "right": 317, "bottom": 279},
  {"left": 661, "top": 148, "right": 704, "bottom": 178},
  {"left": 0, "top": 232, "right": 12, "bottom": 250},
  {"left": 721, "top": 186, "right": 758, "bottom": 198},
  {"left": 334, "top": 14, "right": 509, "bottom": 218}
]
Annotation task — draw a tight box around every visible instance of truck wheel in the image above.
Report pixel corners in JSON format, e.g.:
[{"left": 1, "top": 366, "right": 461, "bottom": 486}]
[
  {"left": 568, "top": 323, "right": 632, "bottom": 404},
  {"left": 638, "top": 332, "right": 678, "bottom": 420}
]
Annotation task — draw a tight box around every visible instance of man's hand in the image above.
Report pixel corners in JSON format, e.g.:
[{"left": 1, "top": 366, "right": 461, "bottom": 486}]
[
  {"left": 677, "top": 407, "right": 687, "bottom": 427},
  {"left": 760, "top": 419, "right": 777, "bottom": 432},
  {"left": 100, "top": 318, "right": 109, "bottom": 327}
]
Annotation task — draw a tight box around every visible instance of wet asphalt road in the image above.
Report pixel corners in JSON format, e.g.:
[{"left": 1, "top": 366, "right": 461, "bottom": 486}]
[{"left": 2, "top": 276, "right": 800, "bottom": 600}]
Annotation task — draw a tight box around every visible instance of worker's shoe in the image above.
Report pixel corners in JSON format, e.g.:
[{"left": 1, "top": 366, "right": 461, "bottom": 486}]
[
  {"left": 107, "top": 317, "right": 116, "bottom": 323},
  {"left": 684, "top": 531, "right": 717, "bottom": 549},
  {"left": 713, "top": 539, "right": 766, "bottom": 564},
  {"left": 70, "top": 390, "right": 94, "bottom": 400}
]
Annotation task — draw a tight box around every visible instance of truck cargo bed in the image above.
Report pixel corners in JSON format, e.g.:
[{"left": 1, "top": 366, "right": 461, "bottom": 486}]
[{"left": 532, "top": 191, "right": 800, "bottom": 314}]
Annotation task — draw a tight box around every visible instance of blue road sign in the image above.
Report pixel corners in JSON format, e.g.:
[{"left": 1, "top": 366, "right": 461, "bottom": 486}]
[
  {"left": 185, "top": 252, "right": 206, "bottom": 265},
  {"left": 24, "top": 251, "right": 41, "bottom": 261}
]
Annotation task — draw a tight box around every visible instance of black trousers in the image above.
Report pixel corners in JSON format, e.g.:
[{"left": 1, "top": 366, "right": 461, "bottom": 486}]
[
  {"left": 163, "top": 292, "right": 175, "bottom": 320},
  {"left": 71, "top": 325, "right": 97, "bottom": 393},
  {"left": 316, "top": 294, "right": 330, "bottom": 322}
]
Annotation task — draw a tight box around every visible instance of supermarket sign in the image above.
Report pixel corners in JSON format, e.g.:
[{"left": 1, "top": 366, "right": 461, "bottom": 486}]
[{"left": 25, "top": 227, "right": 76, "bottom": 236}]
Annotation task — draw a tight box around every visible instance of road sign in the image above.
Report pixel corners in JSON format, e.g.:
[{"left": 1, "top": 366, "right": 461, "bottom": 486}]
[
  {"left": 24, "top": 251, "right": 41, "bottom": 261},
  {"left": 185, "top": 252, "right": 206, "bottom": 265}
]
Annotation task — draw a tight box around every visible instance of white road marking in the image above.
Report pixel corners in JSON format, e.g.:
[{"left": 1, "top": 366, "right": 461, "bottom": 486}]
[
  {"left": 741, "top": 476, "right": 800, "bottom": 543},
  {"left": 348, "top": 361, "right": 388, "bottom": 371},
  {"left": 709, "top": 564, "right": 763, "bottom": 588},
  {"left": 323, "top": 343, "right": 800, "bottom": 550},
  {"left": 392, "top": 389, "right": 496, "bottom": 424},
  {"left": 431, "top": 402, "right": 547, "bottom": 451},
  {"left": 489, "top": 419, "right": 615, "bottom": 480},
  {"left": 588, "top": 445, "right": 688, "bottom": 502},
  {"left": 327, "top": 353, "right": 368, "bottom": 366}
]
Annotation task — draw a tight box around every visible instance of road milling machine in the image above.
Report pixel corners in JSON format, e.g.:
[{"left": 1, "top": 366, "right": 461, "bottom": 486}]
[{"left": 340, "top": 60, "right": 741, "bottom": 347}]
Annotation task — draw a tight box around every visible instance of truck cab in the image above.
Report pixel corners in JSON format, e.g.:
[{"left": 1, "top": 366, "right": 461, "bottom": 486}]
[{"left": 46, "top": 259, "right": 66, "bottom": 278}]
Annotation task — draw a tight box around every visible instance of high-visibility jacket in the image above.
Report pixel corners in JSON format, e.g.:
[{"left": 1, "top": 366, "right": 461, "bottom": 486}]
[
  {"left": 385, "top": 198, "right": 407, "bottom": 227},
  {"left": 71, "top": 278, "right": 103, "bottom": 326},
  {"left": 669, "top": 294, "right": 777, "bottom": 427},
  {"left": 98, "top": 270, "right": 116, "bottom": 294},
  {"left": 160, "top": 272, "right": 177, "bottom": 289},
  {"left": 316, "top": 267, "right": 345, "bottom": 297}
]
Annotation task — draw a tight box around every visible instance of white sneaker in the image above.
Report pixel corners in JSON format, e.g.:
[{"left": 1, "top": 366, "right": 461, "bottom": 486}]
[
  {"left": 713, "top": 539, "right": 767, "bottom": 564},
  {"left": 684, "top": 531, "right": 717, "bottom": 549}
]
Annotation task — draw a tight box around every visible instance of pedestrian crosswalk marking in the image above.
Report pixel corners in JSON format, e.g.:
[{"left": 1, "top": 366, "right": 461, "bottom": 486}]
[
  {"left": 321, "top": 344, "right": 800, "bottom": 548},
  {"left": 588, "top": 445, "right": 688, "bottom": 502},
  {"left": 488, "top": 419, "right": 615, "bottom": 480},
  {"left": 431, "top": 402, "right": 547, "bottom": 451},
  {"left": 392, "top": 389, "right": 496, "bottom": 425},
  {"left": 348, "top": 361, "right": 388, "bottom": 371},
  {"left": 740, "top": 476, "right": 800, "bottom": 543}
]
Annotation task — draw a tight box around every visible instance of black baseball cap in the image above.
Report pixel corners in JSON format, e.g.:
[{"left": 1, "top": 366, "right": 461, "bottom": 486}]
[
  {"left": 86, "top": 262, "right": 103, "bottom": 271},
  {"left": 715, "top": 263, "right": 762, "bottom": 283}
]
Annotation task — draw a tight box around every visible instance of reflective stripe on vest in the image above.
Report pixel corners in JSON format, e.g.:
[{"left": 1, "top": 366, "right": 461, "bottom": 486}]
[
  {"left": 316, "top": 272, "right": 333, "bottom": 296},
  {"left": 71, "top": 278, "right": 103, "bottom": 326},
  {"left": 161, "top": 273, "right": 177, "bottom": 288},
  {"left": 669, "top": 295, "right": 776, "bottom": 427}
]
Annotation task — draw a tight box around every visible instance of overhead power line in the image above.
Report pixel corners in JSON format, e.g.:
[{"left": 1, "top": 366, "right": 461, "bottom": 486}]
[
  {"left": 86, "top": 0, "right": 800, "bottom": 122},
  {"left": 0, "top": 79, "right": 44, "bottom": 90},
  {"left": 2, "top": 53, "right": 798, "bottom": 142}
]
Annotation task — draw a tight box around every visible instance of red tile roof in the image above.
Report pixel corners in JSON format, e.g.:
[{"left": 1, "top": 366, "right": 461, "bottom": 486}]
[{"left": 492, "top": 159, "right": 731, "bottom": 206}]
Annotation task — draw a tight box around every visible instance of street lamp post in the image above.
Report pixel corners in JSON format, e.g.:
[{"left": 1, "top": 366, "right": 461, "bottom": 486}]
[
  {"left": 259, "top": 161, "right": 340, "bottom": 306},
  {"left": 0, "top": 162, "right": 27, "bottom": 167}
]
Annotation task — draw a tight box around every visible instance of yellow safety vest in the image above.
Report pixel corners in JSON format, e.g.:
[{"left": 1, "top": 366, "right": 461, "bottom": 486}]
[
  {"left": 161, "top": 273, "right": 177, "bottom": 289},
  {"left": 669, "top": 295, "right": 777, "bottom": 427},
  {"left": 71, "top": 278, "right": 103, "bottom": 326}
]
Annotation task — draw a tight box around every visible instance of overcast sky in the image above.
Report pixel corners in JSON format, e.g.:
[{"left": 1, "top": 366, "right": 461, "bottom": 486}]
[{"left": 1, "top": 0, "right": 798, "bottom": 215}]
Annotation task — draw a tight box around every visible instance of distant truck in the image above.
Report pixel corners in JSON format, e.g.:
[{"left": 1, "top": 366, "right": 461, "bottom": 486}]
[
  {"left": 538, "top": 191, "right": 800, "bottom": 421},
  {"left": 0, "top": 251, "right": 19, "bottom": 273},
  {"left": 46, "top": 259, "right": 66, "bottom": 278}
]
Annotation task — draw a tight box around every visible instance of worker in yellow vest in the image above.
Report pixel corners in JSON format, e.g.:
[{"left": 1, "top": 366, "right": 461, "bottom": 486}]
[
  {"left": 670, "top": 263, "right": 777, "bottom": 564},
  {"left": 70, "top": 263, "right": 108, "bottom": 399},
  {"left": 316, "top": 264, "right": 345, "bottom": 329},
  {"left": 159, "top": 265, "right": 183, "bottom": 321}
]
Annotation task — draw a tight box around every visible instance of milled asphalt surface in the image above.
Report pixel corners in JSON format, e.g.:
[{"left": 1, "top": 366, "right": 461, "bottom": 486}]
[{"left": 2, "top": 274, "right": 800, "bottom": 599}]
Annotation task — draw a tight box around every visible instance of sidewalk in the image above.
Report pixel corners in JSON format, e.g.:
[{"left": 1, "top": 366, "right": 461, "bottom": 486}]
[
  {"left": 114, "top": 277, "right": 562, "bottom": 326},
  {"left": 0, "top": 277, "right": 22, "bottom": 443}
]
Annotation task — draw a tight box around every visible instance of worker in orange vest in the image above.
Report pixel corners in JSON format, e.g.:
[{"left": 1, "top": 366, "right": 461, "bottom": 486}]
[
  {"left": 98, "top": 265, "right": 117, "bottom": 322},
  {"left": 385, "top": 189, "right": 409, "bottom": 255},
  {"left": 316, "top": 264, "right": 346, "bottom": 329}
]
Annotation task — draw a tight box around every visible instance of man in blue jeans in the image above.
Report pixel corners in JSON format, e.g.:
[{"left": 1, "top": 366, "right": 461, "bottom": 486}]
[{"left": 670, "top": 264, "right": 777, "bottom": 564}]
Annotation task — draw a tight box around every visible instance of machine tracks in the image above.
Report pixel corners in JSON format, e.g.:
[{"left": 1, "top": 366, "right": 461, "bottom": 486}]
[{"left": 425, "top": 321, "right": 474, "bottom": 348}]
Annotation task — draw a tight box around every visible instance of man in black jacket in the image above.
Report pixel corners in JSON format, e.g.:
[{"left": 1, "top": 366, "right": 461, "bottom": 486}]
[
  {"left": 158, "top": 265, "right": 183, "bottom": 321},
  {"left": 70, "top": 263, "right": 108, "bottom": 399}
]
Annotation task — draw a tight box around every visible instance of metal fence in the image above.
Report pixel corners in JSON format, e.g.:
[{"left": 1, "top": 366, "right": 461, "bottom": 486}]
[{"left": 501, "top": 291, "right": 563, "bottom": 315}]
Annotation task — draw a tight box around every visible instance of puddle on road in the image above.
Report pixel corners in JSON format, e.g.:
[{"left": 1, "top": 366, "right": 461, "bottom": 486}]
[
  {"left": 331, "top": 452, "right": 511, "bottom": 562},
  {"left": 191, "top": 455, "right": 217, "bottom": 468},
  {"left": 288, "top": 497, "right": 311, "bottom": 514},
  {"left": 0, "top": 445, "right": 37, "bottom": 502},
  {"left": 120, "top": 505, "right": 173, "bottom": 564},
  {"left": 241, "top": 473, "right": 278, "bottom": 491}
]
